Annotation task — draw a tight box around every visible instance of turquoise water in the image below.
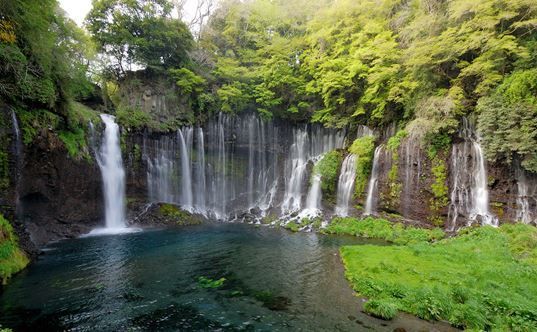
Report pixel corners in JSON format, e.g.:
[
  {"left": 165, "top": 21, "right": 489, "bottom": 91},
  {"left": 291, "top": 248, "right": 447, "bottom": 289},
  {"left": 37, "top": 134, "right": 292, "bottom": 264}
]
[{"left": 0, "top": 223, "right": 453, "bottom": 331}]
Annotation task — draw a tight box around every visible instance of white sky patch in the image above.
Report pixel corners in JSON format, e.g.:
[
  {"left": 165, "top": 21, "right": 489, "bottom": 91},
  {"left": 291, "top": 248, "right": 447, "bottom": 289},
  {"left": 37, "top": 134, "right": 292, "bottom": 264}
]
[{"left": 59, "top": 0, "right": 93, "bottom": 27}]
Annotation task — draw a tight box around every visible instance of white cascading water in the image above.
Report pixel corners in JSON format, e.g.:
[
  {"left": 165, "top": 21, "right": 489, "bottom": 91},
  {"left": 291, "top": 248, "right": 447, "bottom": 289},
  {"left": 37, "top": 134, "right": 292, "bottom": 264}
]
[
  {"left": 10, "top": 109, "right": 22, "bottom": 158},
  {"left": 299, "top": 169, "right": 323, "bottom": 219},
  {"left": 90, "top": 114, "right": 130, "bottom": 234},
  {"left": 143, "top": 112, "right": 344, "bottom": 221},
  {"left": 195, "top": 128, "right": 206, "bottom": 211},
  {"left": 335, "top": 154, "right": 358, "bottom": 217},
  {"left": 447, "top": 118, "right": 497, "bottom": 231},
  {"left": 515, "top": 166, "right": 536, "bottom": 224},
  {"left": 364, "top": 146, "right": 383, "bottom": 216},
  {"left": 281, "top": 129, "right": 309, "bottom": 214},
  {"left": 401, "top": 136, "right": 421, "bottom": 217},
  {"left": 178, "top": 128, "right": 194, "bottom": 211}
]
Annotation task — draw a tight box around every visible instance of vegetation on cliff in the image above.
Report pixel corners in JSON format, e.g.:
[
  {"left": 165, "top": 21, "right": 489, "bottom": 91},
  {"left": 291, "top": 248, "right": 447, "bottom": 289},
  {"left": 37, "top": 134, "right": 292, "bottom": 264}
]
[
  {"left": 313, "top": 150, "right": 342, "bottom": 201},
  {"left": 0, "top": 215, "right": 29, "bottom": 285},
  {"left": 341, "top": 224, "right": 537, "bottom": 330}
]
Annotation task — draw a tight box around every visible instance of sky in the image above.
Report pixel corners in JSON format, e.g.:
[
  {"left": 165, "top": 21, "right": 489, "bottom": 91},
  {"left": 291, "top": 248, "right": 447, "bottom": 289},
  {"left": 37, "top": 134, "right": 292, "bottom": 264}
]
[{"left": 59, "top": 0, "right": 205, "bottom": 28}]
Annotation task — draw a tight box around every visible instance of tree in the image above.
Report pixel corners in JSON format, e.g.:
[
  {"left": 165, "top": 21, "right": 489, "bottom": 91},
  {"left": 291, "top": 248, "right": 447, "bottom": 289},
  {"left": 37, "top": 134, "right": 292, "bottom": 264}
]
[{"left": 86, "top": 0, "right": 193, "bottom": 78}]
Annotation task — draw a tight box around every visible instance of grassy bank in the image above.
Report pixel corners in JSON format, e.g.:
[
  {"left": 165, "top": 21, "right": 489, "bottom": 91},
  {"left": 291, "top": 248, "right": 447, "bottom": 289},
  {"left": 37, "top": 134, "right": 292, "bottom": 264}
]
[
  {"left": 0, "top": 215, "right": 29, "bottom": 285},
  {"left": 323, "top": 217, "right": 444, "bottom": 245},
  {"left": 340, "top": 223, "right": 537, "bottom": 330}
]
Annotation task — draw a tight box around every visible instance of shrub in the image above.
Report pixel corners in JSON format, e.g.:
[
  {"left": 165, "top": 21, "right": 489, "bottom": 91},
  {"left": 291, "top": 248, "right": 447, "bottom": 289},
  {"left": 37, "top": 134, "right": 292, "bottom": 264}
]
[
  {"left": 314, "top": 150, "right": 342, "bottom": 199},
  {"left": 116, "top": 105, "right": 153, "bottom": 130},
  {"left": 349, "top": 136, "right": 375, "bottom": 198}
]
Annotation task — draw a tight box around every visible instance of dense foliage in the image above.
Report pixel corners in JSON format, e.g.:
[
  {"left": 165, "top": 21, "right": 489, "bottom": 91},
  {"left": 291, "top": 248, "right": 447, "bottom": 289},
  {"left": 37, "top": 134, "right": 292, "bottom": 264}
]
[
  {"left": 341, "top": 224, "right": 537, "bottom": 330},
  {"left": 198, "top": 0, "right": 537, "bottom": 171},
  {"left": 86, "top": 0, "right": 193, "bottom": 77},
  {"left": 0, "top": 0, "right": 94, "bottom": 113}
]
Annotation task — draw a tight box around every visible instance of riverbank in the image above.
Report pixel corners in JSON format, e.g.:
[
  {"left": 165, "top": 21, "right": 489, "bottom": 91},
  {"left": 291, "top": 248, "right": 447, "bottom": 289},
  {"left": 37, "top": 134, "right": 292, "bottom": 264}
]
[{"left": 338, "top": 220, "right": 537, "bottom": 330}]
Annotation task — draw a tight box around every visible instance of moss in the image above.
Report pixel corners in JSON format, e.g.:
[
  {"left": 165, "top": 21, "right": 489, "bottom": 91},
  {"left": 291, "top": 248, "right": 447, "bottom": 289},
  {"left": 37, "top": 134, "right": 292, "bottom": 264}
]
[
  {"left": 158, "top": 203, "right": 202, "bottom": 226},
  {"left": 313, "top": 150, "right": 342, "bottom": 200},
  {"left": 197, "top": 276, "right": 226, "bottom": 289},
  {"left": 16, "top": 108, "right": 60, "bottom": 144},
  {"left": 0, "top": 215, "right": 29, "bottom": 285},
  {"left": 261, "top": 214, "right": 278, "bottom": 225},
  {"left": 116, "top": 105, "right": 153, "bottom": 130},
  {"left": 67, "top": 102, "right": 100, "bottom": 127},
  {"left": 349, "top": 136, "right": 375, "bottom": 199},
  {"left": 0, "top": 150, "right": 8, "bottom": 190},
  {"left": 429, "top": 154, "right": 449, "bottom": 226},
  {"left": 284, "top": 222, "right": 300, "bottom": 232},
  {"left": 58, "top": 127, "right": 89, "bottom": 160},
  {"left": 386, "top": 130, "right": 407, "bottom": 152},
  {"left": 341, "top": 224, "right": 537, "bottom": 330}
]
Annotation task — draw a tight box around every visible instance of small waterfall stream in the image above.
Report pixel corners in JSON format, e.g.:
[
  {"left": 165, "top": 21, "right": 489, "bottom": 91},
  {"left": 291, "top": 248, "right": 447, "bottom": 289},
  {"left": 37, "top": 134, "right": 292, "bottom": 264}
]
[
  {"left": 335, "top": 154, "right": 357, "bottom": 217},
  {"left": 448, "top": 118, "right": 497, "bottom": 230},
  {"left": 10, "top": 110, "right": 22, "bottom": 159},
  {"left": 515, "top": 166, "right": 536, "bottom": 224},
  {"left": 364, "top": 146, "right": 383, "bottom": 216}
]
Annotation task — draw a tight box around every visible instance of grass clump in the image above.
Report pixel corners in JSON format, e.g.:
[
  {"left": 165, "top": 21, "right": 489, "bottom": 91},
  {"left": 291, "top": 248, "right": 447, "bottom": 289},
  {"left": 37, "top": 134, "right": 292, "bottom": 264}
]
[
  {"left": 348, "top": 136, "right": 375, "bottom": 199},
  {"left": 58, "top": 127, "right": 89, "bottom": 159},
  {"left": 323, "top": 217, "right": 444, "bottom": 245},
  {"left": 0, "top": 215, "right": 29, "bottom": 285},
  {"left": 341, "top": 224, "right": 537, "bottom": 330},
  {"left": 363, "top": 298, "right": 398, "bottom": 320},
  {"left": 314, "top": 150, "right": 342, "bottom": 200}
]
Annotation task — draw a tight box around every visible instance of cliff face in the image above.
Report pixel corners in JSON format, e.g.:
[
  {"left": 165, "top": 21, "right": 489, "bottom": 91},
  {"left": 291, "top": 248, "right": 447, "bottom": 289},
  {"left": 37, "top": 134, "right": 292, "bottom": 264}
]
[
  {"left": 2, "top": 106, "right": 536, "bottom": 253},
  {"left": 371, "top": 136, "right": 537, "bottom": 229}
]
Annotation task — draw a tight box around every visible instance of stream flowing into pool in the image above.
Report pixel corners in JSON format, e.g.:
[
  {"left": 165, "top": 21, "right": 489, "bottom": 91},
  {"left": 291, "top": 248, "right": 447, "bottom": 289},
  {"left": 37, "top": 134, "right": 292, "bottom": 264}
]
[{"left": 0, "top": 224, "right": 453, "bottom": 331}]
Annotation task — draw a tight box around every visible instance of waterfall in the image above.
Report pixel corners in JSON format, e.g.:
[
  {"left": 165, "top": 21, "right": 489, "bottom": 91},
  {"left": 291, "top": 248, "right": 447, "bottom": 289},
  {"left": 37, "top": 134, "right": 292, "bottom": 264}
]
[
  {"left": 515, "top": 166, "right": 536, "bottom": 224},
  {"left": 10, "top": 109, "right": 22, "bottom": 159},
  {"left": 178, "top": 127, "right": 194, "bottom": 210},
  {"left": 94, "top": 114, "right": 127, "bottom": 231},
  {"left": 335, "top": 154, "right": 358, "bottom": 217},
  {"left": 281, "top": 126, "right": 345, "bottom": 215},
  {"left": 195, "top": 128, "right": 206, "bottom": 212},
  {"left": 281, "top": 129, "right": 309, "bottom": 214},
  {"left": 142, "top": 112, "right": 344, "bottom": 221},
  {"left": 299, "top": 172, "right": 323, "bottom": 218},
  {"left": 364, "top": 146, "right": 382, "bottom": 216},
  {"left": 448, "top": 118, "right": 497, "bottom": 230}
]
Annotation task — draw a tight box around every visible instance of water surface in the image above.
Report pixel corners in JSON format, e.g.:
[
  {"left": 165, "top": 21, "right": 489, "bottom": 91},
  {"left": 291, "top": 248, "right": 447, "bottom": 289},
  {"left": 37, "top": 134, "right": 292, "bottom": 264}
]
[{"left": 0, "top": 223, "right": 453, "bottom": 331}]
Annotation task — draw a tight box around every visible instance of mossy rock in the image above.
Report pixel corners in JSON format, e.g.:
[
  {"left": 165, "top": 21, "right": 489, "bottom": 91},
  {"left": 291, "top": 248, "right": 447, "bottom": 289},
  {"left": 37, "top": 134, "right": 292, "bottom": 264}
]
[{"left": 158, "top": 203, "right": 203, "bottom": 226}]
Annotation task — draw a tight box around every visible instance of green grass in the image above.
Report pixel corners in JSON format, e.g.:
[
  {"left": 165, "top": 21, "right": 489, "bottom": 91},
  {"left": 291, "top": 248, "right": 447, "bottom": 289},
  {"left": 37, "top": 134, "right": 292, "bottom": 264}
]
[
  {"left": 0, "top": 215, "right": 29, "bottom": 285},
  {"left": 341, "top": 224, "right": 537, "bottom": 330},
  {"left": 323, "top": 217, "right": 444, "bottom": 245}
]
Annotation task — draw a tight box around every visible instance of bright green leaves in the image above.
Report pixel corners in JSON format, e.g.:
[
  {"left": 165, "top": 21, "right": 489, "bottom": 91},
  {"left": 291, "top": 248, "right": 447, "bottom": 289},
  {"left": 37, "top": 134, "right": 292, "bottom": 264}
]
[
  {"left": 169, "top": 68, "right": 206, "bottom": 95},
  {"left": 86, "top": 0, "right": 193, "bottom": 75}
]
